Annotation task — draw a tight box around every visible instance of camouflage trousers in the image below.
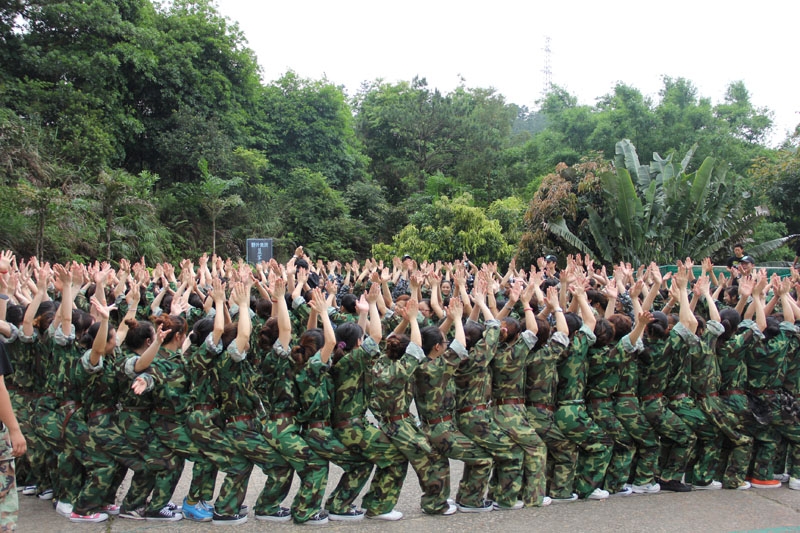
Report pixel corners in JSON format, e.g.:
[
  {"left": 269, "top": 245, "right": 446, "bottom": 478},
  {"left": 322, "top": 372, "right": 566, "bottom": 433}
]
[
  {"left": 378, "top": 417, "right": 446, "bottom": 515},
  {"left": 333, "top": 417, "right": 406, "bottom": 516},
  {"left": 456, "top": 407, "right": 523, "bottom": 508},
  {"left": 263, "top": 416, "right": 327, "bottom": 523},
  {"left": 527, "top": 405, "right": 579, "bottom": 500},
  {"left": 34, "top": 401, "right": 117, "bottom": 515},
  {"left": 746, "top": 393, "right": 800, "bottom": 480},
  {"left": 303, "top": 424, "right": 367, "bottom": 515},
  {"left": 0, "top": 424, "right": 18, "bottom": 533},
  {"left": 9, "top": 392, "right": 45, "bottom": 491},
  {"left": 152, "top": 412, "right": 225, "bottom": 511},
  {"left": 641, "top": 396, "right": 696, "bottom": 481},
  {"left": 587, "top": 400, "right": 635, "bottom": 493},
  {"left": 117, "top": 409, "right": 177, "bottom": 512},
  {"left": 86, "top": 411, "right": 153, "bottom": 511},
  {"left": 668, "top": 397, "right": 720, "bottom": 485},
  {"left": 613, "top": 397, "right": 660, "bottom": 487},
  {"left": 420, "top": 417, "right": 493, "bottom": 508},
  {"left": 223, "top": 417, "right": 291, "bottom": 518},
  {"left": 494, "top": 403, "right": 547, "bottom": 506},
  {"left": 694, "top": 395, "right": 752, "bottom": 488},
  {"left": 554, "top": 402, "right": 613, "bottom": 498}
]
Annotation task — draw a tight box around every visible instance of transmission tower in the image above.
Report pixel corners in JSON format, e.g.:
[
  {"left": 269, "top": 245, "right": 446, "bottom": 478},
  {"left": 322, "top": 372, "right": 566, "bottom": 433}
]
[{"left": 541, "top": 36, "right": 552, "bottom": 99}]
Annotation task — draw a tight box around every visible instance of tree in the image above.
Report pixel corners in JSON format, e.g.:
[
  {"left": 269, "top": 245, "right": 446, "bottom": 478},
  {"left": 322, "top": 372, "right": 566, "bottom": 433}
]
[
  {"left": 197, "top": 161, "right": 243, "bottom": 256},
  {"left": 519, "top": 140, "right": 772, "bottom": 266}
]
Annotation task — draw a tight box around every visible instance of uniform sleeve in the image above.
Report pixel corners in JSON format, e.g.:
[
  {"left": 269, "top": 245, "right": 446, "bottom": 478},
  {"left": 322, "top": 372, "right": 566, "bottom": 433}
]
[
  {"left": 620, "top": 333, "right": 644, "bottom": 353},
  {"left": 738, "top": 319, "right": 765, "bottom": 340},
  {"left": 405, "top": 342, "right": 427, "bottom": 363},
  {"left": 80, "top": 349, "right": 104, "bottom": 373},
  {"left": 204, "top": 332, "right": 224, "bottom": 354},
  {"left": 0, "top": 323, "right": 19, "bottom": 343},
  {"left": 447, "top": 339, "right": 468, "bottom": 361},
  {"left": 273, "top": 339, "right": 291, "bottom": 358},
  {"left": 362, "top": 335, "right": 380, "bottom": 357},
  {"left": 521, "top": 330, "right": 538, "bottom": 350},
  {"left": 705, "top": 320, "right": 725, "bottom": 339},
  {"left": 226, "top": 341, "right": 247, "bottom": 363},
  {"left": 52, "top": 324, "right": 76, "bottom": 346},
  {"left": 672, "top": 322, "right": 699, "bottom": 345}
]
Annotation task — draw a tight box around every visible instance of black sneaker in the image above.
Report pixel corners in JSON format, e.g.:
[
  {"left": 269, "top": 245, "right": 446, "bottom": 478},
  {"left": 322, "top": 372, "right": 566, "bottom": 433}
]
[
  {"left": 328, "top": 506, "right": 365, "bottom": 521},
  {"left": 658, "top": 478, "right": 692, "bottom": 492},
  {"left": 212, "top": 512, "right": 248, "bottom": 526},
  {"left": 456, "top": 499, "right": 494, "bottom": 513},
  {"left": 145, "top": 506, "right": 183, "bottom": 522},
  {"left": 255, "top": 506, "right": 291, "bottom": 522},
  {"left": 300, "top": 510, "right": 329, "bottom": 525}
]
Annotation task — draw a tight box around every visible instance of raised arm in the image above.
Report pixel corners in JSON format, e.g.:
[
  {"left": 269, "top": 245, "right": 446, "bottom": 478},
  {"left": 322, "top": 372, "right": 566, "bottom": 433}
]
[
  {"left": 272, "top": 277, "right": 292, "bottom": 348},
  {"left": 365, "top": 282, "right": 383, "bottom": 344}
]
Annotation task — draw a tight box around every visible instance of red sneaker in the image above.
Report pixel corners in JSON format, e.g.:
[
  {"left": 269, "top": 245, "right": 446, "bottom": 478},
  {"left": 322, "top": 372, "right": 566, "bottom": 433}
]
[
  {"left": 747, "top": 477, "right": 781, "bottom": 488},
  {"left": 69, "top": 511, "right": 109, "bottom": 523}
]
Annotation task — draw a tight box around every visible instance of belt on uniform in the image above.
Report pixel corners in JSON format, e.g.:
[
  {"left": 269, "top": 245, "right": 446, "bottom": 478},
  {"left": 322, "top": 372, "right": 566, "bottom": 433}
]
[
  {"left": 424, "top": 414, "right": 452, "bottom": 425},
  {"left": 226, "top": 414, "right": 254, "bottom": 425},
  {"left": 558, "top": 399, "right": 585, "bottom": 406},
  {"left": 615, "top": 393, "right": 637, "bottom": 398},
  {"left": 306, "top": 420, "right": 331, "bottom": 429},
  {"left": 333, "top": 417, "right": 361, "bottom": 429},
  {"left": 154, "top": 408, "right": 177, "bottom": 417},
  {"left": 494, "top": 398, "right": 525, "bottom": 406},
  {"left": 457, "top": 404, "right": 488, "bottom": 414},
  {"left": 87, "top": 407, "right": 116, "bottom": 420},
  {"left": 641, "top": 393, "right": 663, "bottom": 402},
  {"left": 269, "top": 411, "right": 297, "bottom": 421},
  {"left": 119, "top": 405, "right": 150, "bottom": 412},
  {"left": 589, "top": 397, "right": 613, "bottom": 405},
  {"left": 526, "top": 402, "right": 555, "bottom": 412},
  {"left": 695, "top": 392, "right": 719, "bottom": 400},
  {"left": 193, "top": 403, "right": 218, "bottom": 411},
  {"left": 751, "top": 388, "right": 776, "bottom": 396},
  {"left": 721, "top": 389, "right": 746, "bottom": 397},
  {"left": 669, "top": 393, "right": 688, "bottom": 402},
  {"left": 60, "top": 401, "right": 82, "bottom": 441},
  {"left": 383, "top": 413, "right": 410, "bottom": 423}
]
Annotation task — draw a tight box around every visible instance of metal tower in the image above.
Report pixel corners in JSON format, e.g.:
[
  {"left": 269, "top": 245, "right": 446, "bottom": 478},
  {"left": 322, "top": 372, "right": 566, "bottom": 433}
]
[{"left": 542, "top": 36, "right": 552, "bottom": 98}]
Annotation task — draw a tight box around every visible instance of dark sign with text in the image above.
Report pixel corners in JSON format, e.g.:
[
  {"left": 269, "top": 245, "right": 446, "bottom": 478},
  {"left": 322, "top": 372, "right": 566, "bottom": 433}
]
[{"left": 246, "top": 238, "right": 273, "bottom": 264}]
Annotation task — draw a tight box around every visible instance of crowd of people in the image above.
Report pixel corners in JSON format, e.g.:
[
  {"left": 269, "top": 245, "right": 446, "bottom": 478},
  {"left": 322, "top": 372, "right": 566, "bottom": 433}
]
[{"left": 0, "top": 246, "right": 798, "bottom": 528}]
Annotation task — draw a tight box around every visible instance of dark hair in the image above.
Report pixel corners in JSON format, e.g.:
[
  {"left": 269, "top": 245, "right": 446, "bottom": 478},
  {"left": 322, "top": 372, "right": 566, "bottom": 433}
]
[
  {"left": 646, "top": 311, "right": 669, "bottom": 340},
  {"left": 563, "top": 312, "right": 583, "bottom": 338},
  {"left": 534, "top": 317, "right": 550, "bottom": 350},
  {"left": 254, "top": 298, "right": 273, "bottom": 319},
  {"left": 694, "top": 314, "right": 706, "bottom": 335},
  {"left": 219, "top": 322, "right": 238, "bottom": 350},
  {"left": 156, "top": 314, "right": 188, "bottom": 345},
  {"left": 586, "top": 289, "right": 608, "bottom": 310},
  {"left": 80, "top": 320, "right": 113, "bottom": 348},
  {"left": 333, "top": 323, "right": 363, "bottom": 364},
  {"left": 718, "top": 308, "right": 741, "bottom": 343},
  {"left": 608, "top": 314, "right": 633, "bottom": 341},
  {"left": 763, "top": 316, "right": 781, "bottom": 342},
  {"left": 291, "top": 329, "right": 324, "bottom": 370},
  {"left": 257, "top": 317, "right": 279, "bottom": 351},
  {"left": 295, "top": 258, "right": 309, "bottom": 271},
  {"left": 73, "top": 309, "right": 94, "bottom": 338},
  {"left": 33, "top": 310, "right": 56, "bottom": 332},
  {"left": 161, "top": 293, "right": 173, "bottom": 314},
  {"left": 464, "top": 321, "right": 485, "bottom": 350},
  {"left": 5, "top": 304, "right": 25, "bottom": 327},
  {"left": 499, "top": 317, "right": 522, "bottom": 343},
  {"left": 386, "top": 333, "right": 411, "bottom": 361},
  {"left": 724, "top": 286, "right": 739, "bottom": 303},
  {"left": 420, "top": 326, "right": 444, "bottom": 355},
  {"left": 123, "top": 319, "right": 155, "bottom": 350},
  {"left": 188, "top": 292, "right": 204, "bottom": 309},
  {"left": 340, "top": 293, "right": 357, "bottom": 314},
  {"left": 593, "top": 318, "right": 615, "bottom": 348}
]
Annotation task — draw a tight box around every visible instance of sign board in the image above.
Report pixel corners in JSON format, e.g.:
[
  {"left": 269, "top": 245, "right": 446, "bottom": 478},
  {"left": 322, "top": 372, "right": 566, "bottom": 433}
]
[{"left": 246, "top": 238, "right": 273, "bottom": 264}]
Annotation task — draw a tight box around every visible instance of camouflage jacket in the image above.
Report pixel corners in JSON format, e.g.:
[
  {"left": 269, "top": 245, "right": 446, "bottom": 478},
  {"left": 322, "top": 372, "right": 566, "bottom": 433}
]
[
  {"left": 414, "top": 340, "right": 467, "bottom": 422},
  {"left": 556, "top": 325, "right": 597, "bottom": 403},
  {"left": 689, "top": 321, "right": 725, "bottom": 396},
  {"left": 664, "top": 323, "right": 700, "bottom": 398},
  {"left": 524, "top": 331, "right": 570, "bottom": 406},
  {"left": 615, "top": 334, "right": 645, "bottom": 396},
  {"left": 717, "top": 320, "right": 761, "bottom": 392},
  {"left": 493, "top": 330, "right": 538, "bottom": 401},
  {"left": 331, "top": 336, "right": 380, "bottom": 422},
  {"left": 454, "top": 319, "right": 501, "bottom": 411},
  {"left": 370, "top": 341, "right": 427, "bottom": 421},
  {"left": 782, "top": 326, "right": 800, "bottom": 395},
  {"left": 150, "top": 347, "right": 193, "bottom": 414},
  {"left": 296, "top": 351, "right": 333, "bottom": 423},
  {"left": 747, "top": 322, "right": 796, "bottom": 390},
  {"left": 45, "top": 324, "right": 86, "bottom": 403}
]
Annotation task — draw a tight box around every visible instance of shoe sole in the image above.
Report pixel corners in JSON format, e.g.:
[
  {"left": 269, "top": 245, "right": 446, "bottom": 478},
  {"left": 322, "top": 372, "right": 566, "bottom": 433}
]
[
  {"left": 692, "top": 486, "right": 722, "bottom": 490},
  {"left": 118, "top": 514, "right": 145, "bottom": 520},
  {"left": 751, "top": 484, "right": 781, "bottom": 489},
  {"left": 212, "top": 517, "right": 249, "bottom": 526},
  {"left": 146, "top": 517, "right": 183, "bottom": 522},
  {"left": 184, "top": 515, "right": 213, "bottom": 522},
  {"left": 366, "top": 515, "right": 403, "bottom": 521},
  {"left": 255, "top": 515, "right": 292, "bottom": 522},
  {"left": 300, "top": 518, "right": 330, "bottom": 525},
  {"left": 456, "top": 506, "right": 492, "bottom": 513},
  {"left": 328, "top": 515, "right": 365, "bottom": 521}
]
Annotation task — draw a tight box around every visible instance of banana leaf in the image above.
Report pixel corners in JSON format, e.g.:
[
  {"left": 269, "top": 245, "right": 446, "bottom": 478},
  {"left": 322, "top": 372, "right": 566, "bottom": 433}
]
[
  {"left": 544, "top": 217, "right": 593, "bottom": 256},
  {"left": 748, "top": 235, "right": 800, "bottom": 260}
]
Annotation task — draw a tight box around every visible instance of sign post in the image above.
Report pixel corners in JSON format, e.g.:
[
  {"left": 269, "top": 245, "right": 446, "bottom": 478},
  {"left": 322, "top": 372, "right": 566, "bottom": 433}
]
[{"left": 246, "top": 238, "right": 273, "bottom": 264}]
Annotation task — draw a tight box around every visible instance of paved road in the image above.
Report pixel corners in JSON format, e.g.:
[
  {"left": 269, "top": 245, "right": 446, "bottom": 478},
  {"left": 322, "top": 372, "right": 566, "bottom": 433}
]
[{"left": 17, "top": 460, "right": 800, "bottom": 533}]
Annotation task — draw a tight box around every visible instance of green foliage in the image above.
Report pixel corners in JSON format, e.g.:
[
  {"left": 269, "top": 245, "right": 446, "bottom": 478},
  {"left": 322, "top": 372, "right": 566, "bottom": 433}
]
[
  {"left": 520, "top": 140, "right": 768, "bottom": 266},
  {"left": 375, "top": 194, "right": 514, "bottom": 264}
]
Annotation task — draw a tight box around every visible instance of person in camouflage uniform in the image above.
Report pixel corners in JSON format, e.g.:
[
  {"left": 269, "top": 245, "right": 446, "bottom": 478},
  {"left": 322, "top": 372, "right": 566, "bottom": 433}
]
[
  {"left": 491, "top": 278, "right": 549, "bottom": 508},
  {"left": 413, "top": 295, "right": 494, "bottom": 512},
  {"left": 0, "top": 323, "right": 27, "bottom": 532},
  {"left": 554, "top": 275, "right": 612, "bottom": 500},
  {"left": 370, "top": 298, "right": 454, "bottom": 516},
  {"left": 329, "top": 289, "right": 407, "bottom": 520},
  {"left": 525, "top": 285, "right": 576, "bottom": 502}
]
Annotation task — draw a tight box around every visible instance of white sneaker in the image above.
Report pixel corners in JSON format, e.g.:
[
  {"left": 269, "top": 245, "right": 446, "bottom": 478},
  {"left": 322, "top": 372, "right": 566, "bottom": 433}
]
[
  {"left": 550, "top": 493, "right": 578, "bottom": 503},
  {"left": 492, "top": 500, "right": 524, "bottom": 510},
  {"left": 541, "top": 496, "right": 552, "bottom": 507},
  {"left": 736, "top": 481, "right": 752, "bottom": 490},
  {"left": 692, "top": 480, "right": 722, "bottom": 490},
  {"left": 612, "top": 486, "right": 633, "bottom": 496},
  {"left": 21, "top": 485, "right": 37, "bottom": 496},
  {"left": 367, "top": 510, "right": 403, "bottom": 521},
  {"left": 631, "top": 482, "right": 661, "bottom": 494},
  {"left": 789, "top": 477, "right": 800, "bottom": 491},
  {"left": 587, "top": 488, "right": 609, "bottom": 500},
  {"left": 442, "top": 503, "right": 458, "bottom": 515},
  {"left": 774, "top": 473, "right": 790, "bottom": 483},
  {"left": 56, "top": 501, "right": 73, "bottom": 518}
]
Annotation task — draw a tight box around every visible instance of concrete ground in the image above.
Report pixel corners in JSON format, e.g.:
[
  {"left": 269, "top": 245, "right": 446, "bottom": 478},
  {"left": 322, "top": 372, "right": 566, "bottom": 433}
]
[{"left": 17, "top": 460, "right": 800, "bottom": 533}]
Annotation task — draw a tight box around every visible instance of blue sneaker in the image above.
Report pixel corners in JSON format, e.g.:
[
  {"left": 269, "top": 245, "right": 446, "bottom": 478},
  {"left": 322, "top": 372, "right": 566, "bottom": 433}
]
[{"left": 182, "top": 497, "right": 212, "bottom": 522}]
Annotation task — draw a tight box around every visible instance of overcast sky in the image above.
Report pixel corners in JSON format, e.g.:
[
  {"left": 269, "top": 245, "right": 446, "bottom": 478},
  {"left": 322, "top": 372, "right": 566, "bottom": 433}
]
[{"left": 215, "top": 0, "right": 798, "bottom": 146}]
